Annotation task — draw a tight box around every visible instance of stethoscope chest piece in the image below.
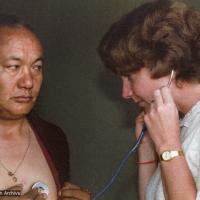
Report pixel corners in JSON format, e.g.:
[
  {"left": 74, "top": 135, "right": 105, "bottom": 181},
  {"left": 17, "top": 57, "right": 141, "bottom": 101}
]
[{"left": 32, "top": 181, "right": 49, "bottom": 195}]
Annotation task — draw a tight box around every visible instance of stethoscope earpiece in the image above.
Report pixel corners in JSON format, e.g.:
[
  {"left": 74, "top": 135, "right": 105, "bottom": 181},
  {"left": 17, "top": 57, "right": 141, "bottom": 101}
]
[{"left": 167, "top": 69, "right": 174, "bottom": 88}]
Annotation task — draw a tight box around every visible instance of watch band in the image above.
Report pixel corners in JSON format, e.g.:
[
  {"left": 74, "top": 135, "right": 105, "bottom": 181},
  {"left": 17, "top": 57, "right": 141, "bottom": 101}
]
[{"left": 160, "top": 150, "right": 184, "bottom": 161}]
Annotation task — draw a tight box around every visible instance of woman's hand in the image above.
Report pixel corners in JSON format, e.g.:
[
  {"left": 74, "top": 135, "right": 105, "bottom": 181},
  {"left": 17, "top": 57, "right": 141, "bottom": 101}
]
[
  {"left": 58, "top": 182, "right": 91, "bottom": 200},
  {"left": 144, "top": 87, "right": 181, "bottom": 154},
  {"left": 0, "top": 184, "right": 47, "bottom": 200}
]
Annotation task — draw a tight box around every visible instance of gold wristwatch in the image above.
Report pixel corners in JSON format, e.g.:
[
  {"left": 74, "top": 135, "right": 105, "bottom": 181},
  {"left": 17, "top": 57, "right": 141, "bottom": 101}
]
[{"left": 160, "top": 150, "right": 184, "bottom": 161}]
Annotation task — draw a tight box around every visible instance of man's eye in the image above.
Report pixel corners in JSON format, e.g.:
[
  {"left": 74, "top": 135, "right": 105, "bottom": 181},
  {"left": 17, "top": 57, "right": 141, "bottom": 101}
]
[
  {"left": 6, "top": 65, "right": 19, "bottom": 70},
  {"left": 33, "top": 65, "right": 42, "bottom": 71}
]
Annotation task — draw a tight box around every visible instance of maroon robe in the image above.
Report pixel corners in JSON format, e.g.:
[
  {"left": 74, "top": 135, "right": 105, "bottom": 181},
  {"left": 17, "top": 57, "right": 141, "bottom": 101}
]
[{"left": 27, "top": 112, "right": 70, "bottom": 190}]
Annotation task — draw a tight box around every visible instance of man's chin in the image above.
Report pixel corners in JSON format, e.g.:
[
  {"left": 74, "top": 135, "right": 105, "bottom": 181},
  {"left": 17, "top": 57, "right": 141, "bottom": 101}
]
[
  {"left": 0, "top": 113, "right": 26, "bottom": 120},
  {"left": 13, "top": 108, "right": 33, "bottom": 117},
  {"left": 1, "top": 107, "right": 33, "bottom": 120}
]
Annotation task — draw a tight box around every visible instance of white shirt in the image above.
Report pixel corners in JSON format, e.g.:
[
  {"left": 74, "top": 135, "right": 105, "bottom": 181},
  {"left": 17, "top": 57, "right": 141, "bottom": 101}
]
[{"left": 145, "top": 100, "right": 200, "bottom": 200}]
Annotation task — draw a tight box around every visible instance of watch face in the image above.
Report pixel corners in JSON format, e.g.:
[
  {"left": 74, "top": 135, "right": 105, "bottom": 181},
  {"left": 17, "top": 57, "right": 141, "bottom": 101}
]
[{"left": 162, "top": 151, "right": 171, "bottom": 160}]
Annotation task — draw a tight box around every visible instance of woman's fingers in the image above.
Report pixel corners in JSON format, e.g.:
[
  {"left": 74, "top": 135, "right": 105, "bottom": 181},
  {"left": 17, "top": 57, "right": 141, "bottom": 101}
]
[
  {"left": 60, "top": 189, "right": 90, "bottom": 200},
  {"left": 160, "top": 86, "right": 174, "bottom": 104},
  {"left": 152, "top": 86, "right": 175, "bottom": 107},
  {"left": 59, "top": 182, "right": 91, "bottom": 200},
  {"left": 63, "top": 182, "right": 81, "bottom": 189},
  {"left": 153, "top": 89, "right": 163, "bottom": 107}
]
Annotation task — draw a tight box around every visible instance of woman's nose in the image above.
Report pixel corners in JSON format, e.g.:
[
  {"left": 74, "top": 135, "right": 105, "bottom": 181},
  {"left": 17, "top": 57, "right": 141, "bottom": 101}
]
[{"left": 121, "top": 78, "right": 133, "bottom": 99}]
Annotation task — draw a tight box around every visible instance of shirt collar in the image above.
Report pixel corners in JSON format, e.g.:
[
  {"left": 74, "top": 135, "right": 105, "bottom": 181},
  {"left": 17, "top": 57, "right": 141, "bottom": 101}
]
[{"left": 180, "top": 100, "right": 200, "bottom": 128}]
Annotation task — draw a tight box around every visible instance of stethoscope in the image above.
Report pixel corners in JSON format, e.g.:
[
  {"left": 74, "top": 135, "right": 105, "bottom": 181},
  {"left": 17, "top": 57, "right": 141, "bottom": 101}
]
[
  {"left": 32, "top": 70, "right": 175, "bottom": 200},
  {"left": 92, "top": 126, "right": 146, "bottom": 200},
  {"left": 92, "top": 69, "right": 174, "bottom": 200},
  {"left": 32, "top": 181, "right": 49, "bottom": 196},
  {"left": 32, "top": 124, "right": 146, "bottom": 199},
  {"left": 31, "top": 125, "right": 146, "bottom": 200}
]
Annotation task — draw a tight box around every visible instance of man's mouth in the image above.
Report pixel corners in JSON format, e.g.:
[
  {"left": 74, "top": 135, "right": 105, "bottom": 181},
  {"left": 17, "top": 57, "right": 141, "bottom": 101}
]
[{"left": 12, "top": 96, "right": 33, "bottom": 103}]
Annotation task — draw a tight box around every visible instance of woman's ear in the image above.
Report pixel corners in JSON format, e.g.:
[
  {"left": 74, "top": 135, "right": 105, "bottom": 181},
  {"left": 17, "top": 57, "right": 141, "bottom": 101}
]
[{"left": 175, "top": 79, "right": 184, "bottom": 88}]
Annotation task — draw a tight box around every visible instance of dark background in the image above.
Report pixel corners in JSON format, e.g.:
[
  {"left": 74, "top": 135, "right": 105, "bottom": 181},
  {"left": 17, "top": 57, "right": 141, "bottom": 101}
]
[{"left": 0, "top": 0, "right": 199, "bottom": 199}]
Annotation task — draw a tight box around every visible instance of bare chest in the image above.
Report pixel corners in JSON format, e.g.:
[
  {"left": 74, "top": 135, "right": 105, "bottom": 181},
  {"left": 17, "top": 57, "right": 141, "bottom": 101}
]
[{"left": 0, "top": 133, "right": 58, "bottom": 200}]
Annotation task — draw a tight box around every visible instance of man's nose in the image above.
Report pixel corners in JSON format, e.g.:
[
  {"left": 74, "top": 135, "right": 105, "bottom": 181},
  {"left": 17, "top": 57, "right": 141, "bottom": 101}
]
[
  {"left": 121, "top": 78, "right": 133, "bottom": 99},
  {"left": 18, "top": 68, "right": 33, "bottom": 90}
]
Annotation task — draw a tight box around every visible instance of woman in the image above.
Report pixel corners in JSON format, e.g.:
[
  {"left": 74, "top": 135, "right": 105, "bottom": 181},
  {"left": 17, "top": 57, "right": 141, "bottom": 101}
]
[{"left": 98, "top": 0, "right": 200, "bottom": 199}]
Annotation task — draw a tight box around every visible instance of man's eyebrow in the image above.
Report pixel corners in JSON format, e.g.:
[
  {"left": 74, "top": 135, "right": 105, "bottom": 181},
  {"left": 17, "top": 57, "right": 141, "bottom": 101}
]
[
  {"left": 34, "top": 57, "right": 44, "bottom": 62},
  {"left": 6, "top": 56, "right": 44, "bottom": 62},
  {"left": 6, "top": 56, "right": 21, "bottom": 61}
]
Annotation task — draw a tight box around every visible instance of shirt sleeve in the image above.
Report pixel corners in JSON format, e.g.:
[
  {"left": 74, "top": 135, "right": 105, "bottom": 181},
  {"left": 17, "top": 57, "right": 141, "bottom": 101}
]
[{"left": 186, "top": 149, "right": 200, "bottom": 200}]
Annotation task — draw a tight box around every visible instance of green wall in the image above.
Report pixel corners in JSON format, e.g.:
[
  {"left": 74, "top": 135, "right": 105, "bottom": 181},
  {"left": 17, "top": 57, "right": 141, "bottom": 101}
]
[{"left": 0, "top": 0, "right": 199, "bottom": 199}]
